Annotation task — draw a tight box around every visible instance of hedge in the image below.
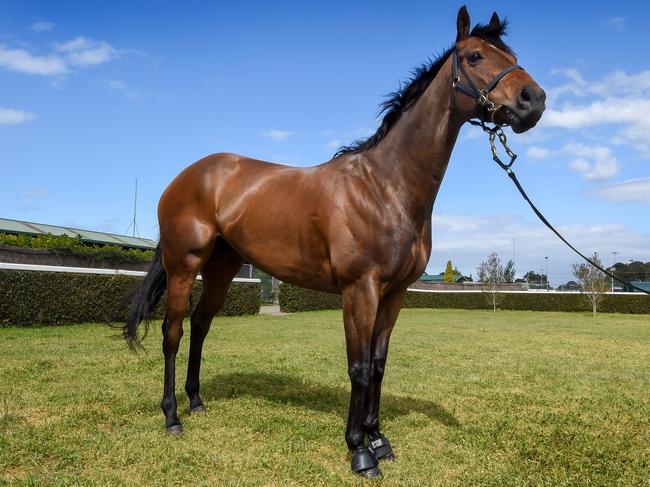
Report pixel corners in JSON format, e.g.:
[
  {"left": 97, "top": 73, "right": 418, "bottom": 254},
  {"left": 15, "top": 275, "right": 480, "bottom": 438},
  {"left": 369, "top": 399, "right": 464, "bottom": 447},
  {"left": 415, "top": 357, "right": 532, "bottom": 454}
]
[
  {"left": 0, "top": 270, "right": 260, "bottom": 326},
  {"left": 0, "top": 233, "right": 155, "bottom": 265},
  {"left": 279, "top": 283, "right": 650, "bottom": 314},
  {"left": 279, "top": 283, "right": 342, "bottom": 312}
]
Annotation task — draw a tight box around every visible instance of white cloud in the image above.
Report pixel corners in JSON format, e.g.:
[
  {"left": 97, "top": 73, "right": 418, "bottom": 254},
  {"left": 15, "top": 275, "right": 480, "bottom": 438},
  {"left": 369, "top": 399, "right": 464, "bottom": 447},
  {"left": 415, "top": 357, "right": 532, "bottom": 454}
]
[
  {"left": 545, "top": 68, "right": 588, "bottom": 105},
  {"left": 430, "top": 212, "right": 650, "bottom": 284},
  {"left": 526, "top": 146, "right": 552, "bottom": 159},
  {"left": 0, "top": 106, "right": 35, "bottom": 124},
  {"left": 564, "top": 142, "right": 619, "bottom": 180},
  {"left": 590, "top": 70, "right": 650, "bottom": 97},
  {"left": 609, "top": 16, "right": 626, "bottom": 31},
  {"left": 0, "top": 37, "right": 118, "bottom": 77},
  {"left": 594, "top": 178, "right": 650, "bottom": 203},
  {"left": 56, "top": 37, "right": 117, "bottom": 66},
  {"left": 260, "top": 130, "right": 296, "bottom": 140},
  {"left": 542, "top": 68, "right": 650, "bottom": 158},
  {"left": 544, "top": 98, "right": 650, "bottom": 129},
  {"left": 31, "top": 21, "right": 55, "bottom": 33},
  {"left": 0, "top": 45, "right": 67, "bottom": 75}
]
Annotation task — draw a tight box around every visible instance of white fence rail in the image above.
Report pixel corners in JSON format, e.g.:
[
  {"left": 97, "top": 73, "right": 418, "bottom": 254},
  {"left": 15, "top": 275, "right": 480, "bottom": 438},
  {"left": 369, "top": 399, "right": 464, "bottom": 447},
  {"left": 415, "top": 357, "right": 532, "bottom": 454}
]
[
  {"left": 0, "top": 262, "right": 261, "bottom": 283},
  {"left": 3, "top": 263, "right": 641, "bottom": 294},
  {"left": 406, "top": 287, "right": 641, "bottom": 296}
]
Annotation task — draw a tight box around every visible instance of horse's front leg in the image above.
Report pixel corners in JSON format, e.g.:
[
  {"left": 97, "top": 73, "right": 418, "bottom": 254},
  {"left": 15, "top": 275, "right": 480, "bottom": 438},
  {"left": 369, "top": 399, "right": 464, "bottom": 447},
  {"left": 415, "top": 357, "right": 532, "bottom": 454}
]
[
  {"left": 364, "top": 289, "right": 406, "bottom": 462},
  {"left": 342, "top": 277, "right": 382, "bottom": 479}
]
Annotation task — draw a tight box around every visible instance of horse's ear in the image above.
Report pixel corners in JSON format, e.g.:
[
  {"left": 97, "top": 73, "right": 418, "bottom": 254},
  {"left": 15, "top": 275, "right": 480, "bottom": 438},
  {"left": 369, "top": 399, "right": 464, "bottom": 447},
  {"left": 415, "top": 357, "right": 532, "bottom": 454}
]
[
  {"left": 489, "top": 12, "right": 501, "bottom": 30},
  {"left": 456, "top": 6, "right": 471, "bottom": 42}
]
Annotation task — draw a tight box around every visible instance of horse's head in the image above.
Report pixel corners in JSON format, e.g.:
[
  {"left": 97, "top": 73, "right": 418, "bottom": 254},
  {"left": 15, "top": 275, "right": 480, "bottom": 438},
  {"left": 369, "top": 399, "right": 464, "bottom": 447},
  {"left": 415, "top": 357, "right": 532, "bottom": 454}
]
[{"left": 452, "top": 6, "right": 545, "bottom": 133}]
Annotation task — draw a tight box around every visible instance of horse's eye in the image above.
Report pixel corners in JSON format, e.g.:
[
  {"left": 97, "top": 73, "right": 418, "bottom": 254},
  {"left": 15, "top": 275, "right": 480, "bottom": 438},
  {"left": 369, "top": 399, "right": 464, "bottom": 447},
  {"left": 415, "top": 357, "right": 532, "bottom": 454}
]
[{"left": 468, "top": 52, "right": 482, "bottom": 64}]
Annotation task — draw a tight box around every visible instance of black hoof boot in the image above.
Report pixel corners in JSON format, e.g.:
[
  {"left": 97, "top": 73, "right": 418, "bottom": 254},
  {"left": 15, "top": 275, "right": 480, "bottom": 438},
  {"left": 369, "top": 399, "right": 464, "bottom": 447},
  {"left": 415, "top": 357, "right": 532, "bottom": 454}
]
[
  {"left": 369, "top": 433, "right": 396, "bottom": 461},
  {"left": 190, "top": 404, "right": 206, "bottom": 414},
  {"left": 166, "top": 424, "right": 183, "bottom": 435},
  {"left": 351, "top": 447, "right": 382, "bottom": 479}
]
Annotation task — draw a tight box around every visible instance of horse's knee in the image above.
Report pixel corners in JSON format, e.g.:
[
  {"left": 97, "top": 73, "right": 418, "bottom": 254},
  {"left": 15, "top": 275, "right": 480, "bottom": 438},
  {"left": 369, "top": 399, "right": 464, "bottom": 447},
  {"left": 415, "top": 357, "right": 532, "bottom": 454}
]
[
  {"left": 348, "top": 363, "right": 371, "bottom": 388},
  {"left": 371, "top": 357, "right": 386, "bottom": 381}
]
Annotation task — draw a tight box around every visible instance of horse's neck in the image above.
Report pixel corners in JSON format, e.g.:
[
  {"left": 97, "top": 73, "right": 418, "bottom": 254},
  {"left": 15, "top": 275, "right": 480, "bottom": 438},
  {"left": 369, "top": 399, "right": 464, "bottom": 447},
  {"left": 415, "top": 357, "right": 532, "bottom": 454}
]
[{"left": 367, "top": 60, "right": 464, "bottom": 222}]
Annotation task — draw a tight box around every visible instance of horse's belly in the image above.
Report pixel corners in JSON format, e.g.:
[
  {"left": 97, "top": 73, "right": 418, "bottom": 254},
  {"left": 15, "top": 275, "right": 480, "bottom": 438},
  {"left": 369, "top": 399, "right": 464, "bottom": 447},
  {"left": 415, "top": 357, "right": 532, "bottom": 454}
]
[{"left": 220, "top": 216, "right": 338, "bottom": 293}]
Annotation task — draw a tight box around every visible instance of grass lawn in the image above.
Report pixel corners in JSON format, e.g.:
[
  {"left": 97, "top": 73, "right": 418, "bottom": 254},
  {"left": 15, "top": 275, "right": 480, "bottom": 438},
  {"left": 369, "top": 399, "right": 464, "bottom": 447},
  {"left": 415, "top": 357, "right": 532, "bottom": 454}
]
[{"left": 1, "top": 309, "right": 649, "bottom": 486}]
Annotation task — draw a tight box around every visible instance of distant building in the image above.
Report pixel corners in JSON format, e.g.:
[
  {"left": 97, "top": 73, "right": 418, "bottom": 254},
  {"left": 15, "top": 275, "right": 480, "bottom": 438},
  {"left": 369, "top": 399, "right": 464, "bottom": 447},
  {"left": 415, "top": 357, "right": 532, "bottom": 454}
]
[
  {"left": 418, "top": 272, "right": 469, "bottom": 284},
  {"left": 623, "top": 281, "right": 650, "bottom": 293},
  {"left": 0, "top": 217, "right": 156, "bottom": 249},
  {"left": 0, "top": 217, "right": 254, "bottom": 278},
  {"left": 412, "top": 272, "right": 483, "bottom": 291}
]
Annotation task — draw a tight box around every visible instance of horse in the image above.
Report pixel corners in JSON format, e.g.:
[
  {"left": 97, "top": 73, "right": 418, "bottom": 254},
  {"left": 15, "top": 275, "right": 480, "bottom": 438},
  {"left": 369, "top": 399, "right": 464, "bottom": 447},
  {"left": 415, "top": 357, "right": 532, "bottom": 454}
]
[{"left": 124, "top": 6, "right": 545, "bottom": 479}]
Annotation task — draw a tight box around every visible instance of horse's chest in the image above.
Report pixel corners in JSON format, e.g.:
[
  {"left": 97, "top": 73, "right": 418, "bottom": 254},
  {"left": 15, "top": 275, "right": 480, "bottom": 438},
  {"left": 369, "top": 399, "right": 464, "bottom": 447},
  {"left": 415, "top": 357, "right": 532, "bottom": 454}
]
[{"left": 372, "top": 225, "right": 430, "bottom": 284}]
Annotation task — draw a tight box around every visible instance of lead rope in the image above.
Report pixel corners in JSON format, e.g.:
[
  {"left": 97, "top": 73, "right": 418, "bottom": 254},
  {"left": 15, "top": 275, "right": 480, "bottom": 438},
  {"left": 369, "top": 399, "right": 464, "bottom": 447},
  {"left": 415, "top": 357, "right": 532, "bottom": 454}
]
[{"left": 472, "top": 120, "right": 650, "bottom": 296}]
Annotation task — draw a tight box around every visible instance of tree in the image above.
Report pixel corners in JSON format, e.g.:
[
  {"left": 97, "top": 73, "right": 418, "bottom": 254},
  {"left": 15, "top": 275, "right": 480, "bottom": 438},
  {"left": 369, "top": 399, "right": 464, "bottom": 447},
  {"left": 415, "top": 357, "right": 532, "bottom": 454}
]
[
  {"left": 523, "top": 270, "right": 548, "bottom": 289},
  {"left": 477, "top": 252, "right": 515, "bottom": 312},
  {"left": 444, "top": 260, "right": 454, "bottom": 283},
  {"left": 503, "top": 260, "right": 515, "bottom": 283},
  {"left": 557, "top": 280, "right": 581, "bottom": 291},
  {"left": 612, "top": 260, "right": 650, "bottom": 283},
  {"left": 572, "top": 253, "right": 610, "bottom": 317}
]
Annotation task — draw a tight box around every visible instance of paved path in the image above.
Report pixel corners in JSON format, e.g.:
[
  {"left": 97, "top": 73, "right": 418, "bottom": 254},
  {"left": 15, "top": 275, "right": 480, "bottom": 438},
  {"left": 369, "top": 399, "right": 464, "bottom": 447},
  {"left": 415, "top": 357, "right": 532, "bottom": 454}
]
[{"left": 259, "top": 305, "right": 288, "bottom": 316}]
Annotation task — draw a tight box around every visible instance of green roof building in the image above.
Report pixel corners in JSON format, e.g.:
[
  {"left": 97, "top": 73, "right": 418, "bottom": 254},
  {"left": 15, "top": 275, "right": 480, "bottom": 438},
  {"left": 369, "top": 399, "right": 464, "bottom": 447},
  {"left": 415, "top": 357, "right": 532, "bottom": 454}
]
[{"left": 0, "top": 217, "right": 156, "bottom": 250}]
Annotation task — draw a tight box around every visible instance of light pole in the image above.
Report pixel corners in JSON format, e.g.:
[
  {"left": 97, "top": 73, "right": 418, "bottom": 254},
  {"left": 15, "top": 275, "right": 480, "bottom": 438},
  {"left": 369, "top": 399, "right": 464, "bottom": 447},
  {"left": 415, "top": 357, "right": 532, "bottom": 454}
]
[{"left": 545, "top": 256, "right": 549, "bottom": 291}]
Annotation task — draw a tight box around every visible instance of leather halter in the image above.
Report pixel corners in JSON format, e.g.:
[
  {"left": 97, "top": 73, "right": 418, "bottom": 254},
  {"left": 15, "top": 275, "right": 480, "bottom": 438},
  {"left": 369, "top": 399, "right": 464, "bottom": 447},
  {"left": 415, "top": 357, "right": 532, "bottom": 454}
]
[{"left": 451, "top": 49, "right": 523, "bottom": 124}]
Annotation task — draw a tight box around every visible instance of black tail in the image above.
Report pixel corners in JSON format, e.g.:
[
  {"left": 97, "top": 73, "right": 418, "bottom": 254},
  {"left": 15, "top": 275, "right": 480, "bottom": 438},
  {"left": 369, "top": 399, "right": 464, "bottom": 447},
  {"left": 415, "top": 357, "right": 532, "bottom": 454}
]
[{"left": 124, "top": 244, "right": 167, "bottom": 348}]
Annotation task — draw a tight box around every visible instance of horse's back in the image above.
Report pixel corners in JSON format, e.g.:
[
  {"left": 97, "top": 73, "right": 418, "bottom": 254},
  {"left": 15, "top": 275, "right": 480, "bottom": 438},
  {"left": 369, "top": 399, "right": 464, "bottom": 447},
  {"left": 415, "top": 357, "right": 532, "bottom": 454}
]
[{"left": 158, "top": 152, "right": 339, "bottom": 290}]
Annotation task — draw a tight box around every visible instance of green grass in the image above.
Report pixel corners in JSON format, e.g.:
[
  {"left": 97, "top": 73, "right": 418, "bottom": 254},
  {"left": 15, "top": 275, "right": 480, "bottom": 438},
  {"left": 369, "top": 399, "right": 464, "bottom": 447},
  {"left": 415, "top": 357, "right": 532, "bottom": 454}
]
[{"left": 1, "top": 309, "right": 649, "bottom": 486}]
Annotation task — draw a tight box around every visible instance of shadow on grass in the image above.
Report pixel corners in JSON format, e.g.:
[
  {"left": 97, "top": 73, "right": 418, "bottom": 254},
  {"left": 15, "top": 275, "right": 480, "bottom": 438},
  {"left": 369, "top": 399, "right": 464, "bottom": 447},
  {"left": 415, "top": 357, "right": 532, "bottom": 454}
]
[{"left": 202, "top": 371, "right": 459, "bottom": 427}]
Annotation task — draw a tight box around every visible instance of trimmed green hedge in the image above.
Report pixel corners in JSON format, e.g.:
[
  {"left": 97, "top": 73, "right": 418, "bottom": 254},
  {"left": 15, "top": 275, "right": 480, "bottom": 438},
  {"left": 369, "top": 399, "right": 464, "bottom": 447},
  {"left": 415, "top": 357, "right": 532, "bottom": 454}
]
[
  {"left": 0, "top": 233, "right": 154, "bottom": 265},
  {"left": 279, "top": 283, "right": 341, "bottom": 312},
  {"left": 404, "top": 291, "right": 650, "bottom": 314},
  {"left": 279, "top": 283, "right": 650, "bottom": 314},
  {"left": 0, "top": 270, "right": 260, "bottom": 326}
]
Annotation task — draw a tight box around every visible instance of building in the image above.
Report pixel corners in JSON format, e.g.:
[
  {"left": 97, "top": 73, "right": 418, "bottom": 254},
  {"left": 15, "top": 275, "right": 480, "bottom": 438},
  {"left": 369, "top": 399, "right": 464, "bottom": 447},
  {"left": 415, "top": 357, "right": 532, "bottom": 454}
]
[
  {"left": 411, "top": 272, "right": 481, "bottom": 291},
  {"left": 623, "top": 281, "right": 650, "bottom": 293},
  {"left": 0, "top": 217, "right": 254, "bottom": 277},
  {"left": 0, "top": 217, "right": 156, "bottom": 249}
]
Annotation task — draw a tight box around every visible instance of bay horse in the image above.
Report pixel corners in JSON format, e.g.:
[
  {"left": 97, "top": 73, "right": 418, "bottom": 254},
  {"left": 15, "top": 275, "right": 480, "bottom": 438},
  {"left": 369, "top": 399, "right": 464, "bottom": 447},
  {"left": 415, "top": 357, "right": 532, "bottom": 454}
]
[{"left": 125, "top": 6, "right": 545, "bottom": 479}]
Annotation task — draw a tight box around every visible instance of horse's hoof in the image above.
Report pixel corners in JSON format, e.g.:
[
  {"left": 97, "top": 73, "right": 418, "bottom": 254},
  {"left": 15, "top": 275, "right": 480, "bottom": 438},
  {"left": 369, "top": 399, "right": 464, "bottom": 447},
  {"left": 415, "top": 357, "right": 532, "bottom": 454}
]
[
  {"left": 360, "top": 466, "right": 382, "bottom": 479},
  {"left": 166, "top": 424, "right": 183, "bottom": 435},
  {"left": 190, "top": 404, "right": 206, "bottom": 414},
  {"left": 369, "top": 433, "right": 396, "bottom": 462},
  {"left": 351, "top": 447, "right": 382, "bottom": 479}
]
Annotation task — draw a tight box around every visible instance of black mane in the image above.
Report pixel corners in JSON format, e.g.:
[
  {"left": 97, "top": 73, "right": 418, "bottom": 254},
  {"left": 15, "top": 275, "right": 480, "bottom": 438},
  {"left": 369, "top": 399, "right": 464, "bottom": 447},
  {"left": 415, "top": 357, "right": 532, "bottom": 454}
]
[{"left": 334, "top": 19, "right": 511, "bottom": 157}]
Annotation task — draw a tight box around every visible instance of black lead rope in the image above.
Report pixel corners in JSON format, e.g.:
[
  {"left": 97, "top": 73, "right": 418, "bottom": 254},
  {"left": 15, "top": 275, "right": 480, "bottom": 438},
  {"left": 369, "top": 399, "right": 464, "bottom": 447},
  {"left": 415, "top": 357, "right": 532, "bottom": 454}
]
[{"left": 472, "top": 119, "right": 650, "bottom": 296}]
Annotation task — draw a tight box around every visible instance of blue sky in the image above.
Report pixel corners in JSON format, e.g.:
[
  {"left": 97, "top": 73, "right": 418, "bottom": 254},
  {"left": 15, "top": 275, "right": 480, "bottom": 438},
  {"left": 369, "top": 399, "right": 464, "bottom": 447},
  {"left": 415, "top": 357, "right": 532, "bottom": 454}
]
[{"left": 1, "top": 1, "right": 649, "bottom": 285}]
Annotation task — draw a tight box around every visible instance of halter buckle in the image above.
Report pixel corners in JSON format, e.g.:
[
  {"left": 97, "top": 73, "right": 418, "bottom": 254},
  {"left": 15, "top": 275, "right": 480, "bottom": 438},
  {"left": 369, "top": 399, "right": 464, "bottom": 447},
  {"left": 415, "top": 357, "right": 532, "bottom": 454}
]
[{"left": 477, "top": 90, "right": 495, "bottom": 112}]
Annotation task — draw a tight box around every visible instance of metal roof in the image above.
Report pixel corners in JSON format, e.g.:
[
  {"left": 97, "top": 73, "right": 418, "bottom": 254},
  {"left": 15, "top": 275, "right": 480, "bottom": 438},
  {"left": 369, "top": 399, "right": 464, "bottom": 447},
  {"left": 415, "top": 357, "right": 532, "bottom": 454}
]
[
  {"left": 419, "top": 273, "right": 464, "bottom": 283},
  {"left": 628, "top": 281, "right": 650, "bottom": 292},
  {"left": 0, "top": 217, "right": 157, "bottom": 250}
]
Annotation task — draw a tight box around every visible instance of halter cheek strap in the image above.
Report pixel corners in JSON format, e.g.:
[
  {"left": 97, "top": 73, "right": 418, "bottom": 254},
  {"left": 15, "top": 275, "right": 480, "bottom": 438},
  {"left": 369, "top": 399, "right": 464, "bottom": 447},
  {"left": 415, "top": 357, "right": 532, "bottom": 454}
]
[{"left": 451, "top": 50, "right": 522, "bottom": 119}]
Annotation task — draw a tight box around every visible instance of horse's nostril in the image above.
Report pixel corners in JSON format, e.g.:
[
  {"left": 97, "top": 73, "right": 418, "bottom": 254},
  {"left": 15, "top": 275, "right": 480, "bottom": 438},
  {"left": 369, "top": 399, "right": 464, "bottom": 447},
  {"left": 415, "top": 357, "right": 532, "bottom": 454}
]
[{"left": 520, "top": 88, "right": 531, "bottom": 103}]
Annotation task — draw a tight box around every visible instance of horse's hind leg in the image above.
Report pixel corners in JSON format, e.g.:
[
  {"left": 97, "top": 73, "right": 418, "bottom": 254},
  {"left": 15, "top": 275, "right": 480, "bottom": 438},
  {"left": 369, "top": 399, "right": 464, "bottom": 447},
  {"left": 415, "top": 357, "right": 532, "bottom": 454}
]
[
  {"left": 185, "top": 239, "right": 244, "bottom": 413},
  {"left": 159, "top": 223, "right": 216, "bottom": 434},
  {"left": 161, "top": 268, "right": 198, "bottom": 434}
]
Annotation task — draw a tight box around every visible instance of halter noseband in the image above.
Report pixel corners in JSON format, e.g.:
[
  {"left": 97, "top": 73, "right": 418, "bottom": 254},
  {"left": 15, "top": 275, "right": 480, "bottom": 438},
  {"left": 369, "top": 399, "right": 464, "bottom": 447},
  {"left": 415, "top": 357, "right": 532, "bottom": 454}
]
[{"left": 451, "top": 49, "right": 523, "bottom": 124}]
